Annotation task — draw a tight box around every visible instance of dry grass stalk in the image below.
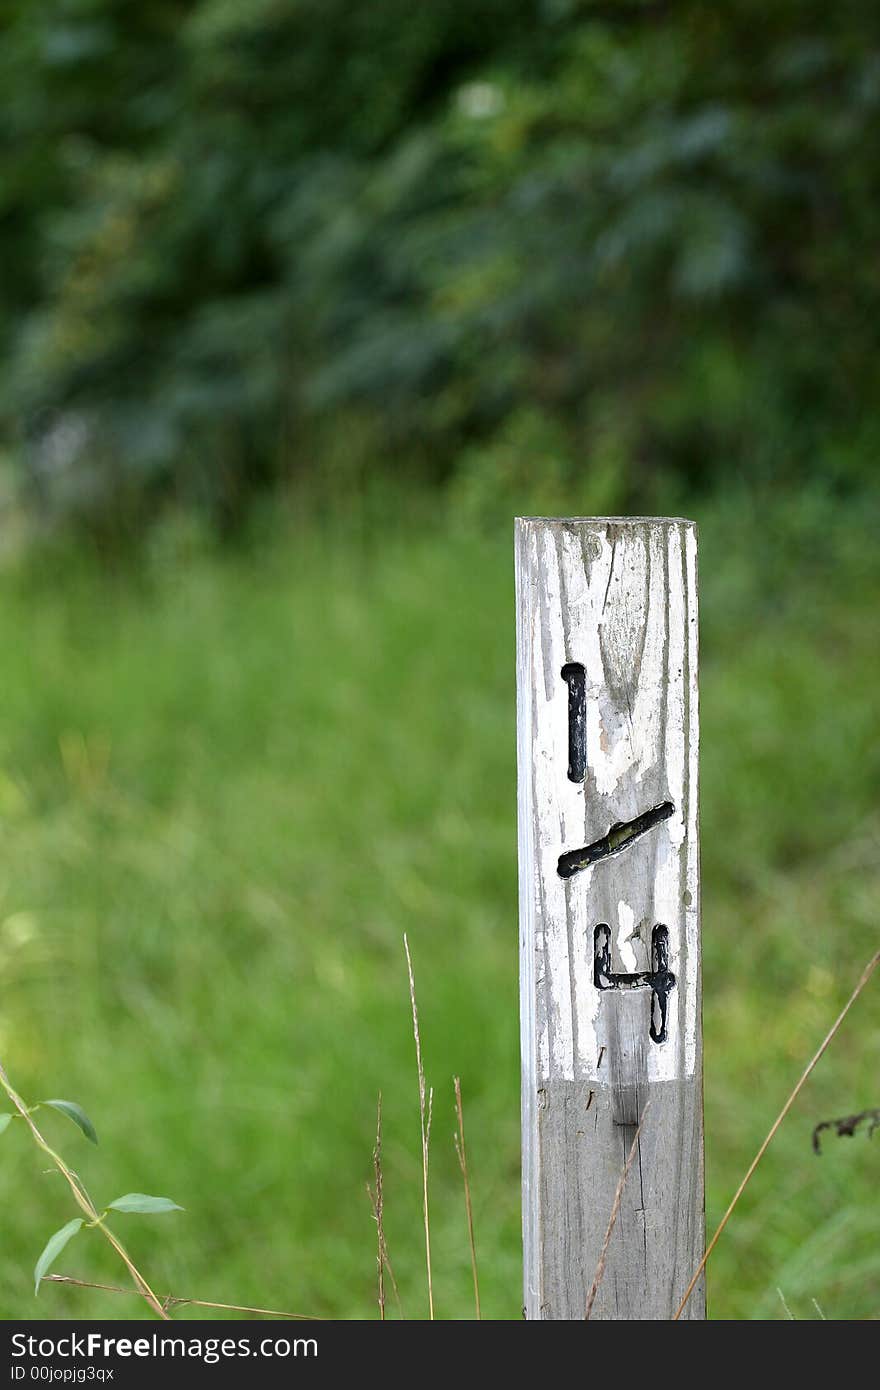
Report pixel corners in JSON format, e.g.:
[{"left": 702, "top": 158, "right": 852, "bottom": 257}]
[
  {"left": 674, "top": 947, "right": 880, "bottom": 1320},
  {"left": 777, "top": 1287, "right": 795, "bottom": 1320},
  {"left": 373, "top": 1092, "right": 385, "bottom": 1320},
  {"left": 584, "top": 1103, "right": 650, "bottom": 1320},
  {"left": 44, "top": 1274, "right": 319, "bottom": 1319},
  {"left": 403, "top": 932, "right": 434, "bottom": 1319},
  {"left": 365, "top": 1183, "right": 405, "bottom": 1319},
  {"left": 453, "top": 1076, "right": 481, "bottom": 1319}
]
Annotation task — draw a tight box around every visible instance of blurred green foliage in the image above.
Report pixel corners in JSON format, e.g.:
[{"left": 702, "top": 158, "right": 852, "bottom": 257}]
[
  {"left": 0, "top": 489, "right": 877, "bottom": 1319},
  {"left": 3, "top": 2, "right": 880, "bottom": 534}
]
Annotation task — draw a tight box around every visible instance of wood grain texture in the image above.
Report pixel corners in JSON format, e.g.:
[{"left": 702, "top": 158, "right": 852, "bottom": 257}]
[{"left": 515, "top": 517, "right": 704, "bottom": 1320}]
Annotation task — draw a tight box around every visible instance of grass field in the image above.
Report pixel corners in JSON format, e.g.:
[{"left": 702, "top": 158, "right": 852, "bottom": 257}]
[{"left": 0, "top": 485, "right": 878, "bottom": 1320}]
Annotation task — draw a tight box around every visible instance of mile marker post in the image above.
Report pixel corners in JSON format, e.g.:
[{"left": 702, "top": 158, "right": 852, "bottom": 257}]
[{"left": 515, "top": 518, "right": 705, "bottom": 1320}]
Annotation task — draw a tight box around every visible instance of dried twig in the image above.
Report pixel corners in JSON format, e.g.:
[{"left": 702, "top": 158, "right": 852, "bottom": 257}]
[
  {"left": 0, "top": 1061, "right": 168, "bottom": 1320},
  {"left": 584, "top": 1104, "right": 650, "bottom": 1319},
  {"left": 674, "top": 948, "right": 880, "bottom": 1320},
  {"left": 44, "top": 1275, "right": 319, "bottom": 1319},
  {"left": 453, "top": 1076, "right": 481, "bottom": 1319},
  {"left": 812, "top": 1106, "right": 880, "bottom": 1154},
  {"left": 404, "top": 933, "right": 434, "bottom": 1319}
]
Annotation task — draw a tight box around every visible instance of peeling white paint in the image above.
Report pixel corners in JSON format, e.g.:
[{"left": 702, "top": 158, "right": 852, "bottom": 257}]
[
  {"left": 616, "top": 900, "right": 637, "bottom": 972},
  {"left": 518, "top": 518, "right": 700, "bottom": 1085}
]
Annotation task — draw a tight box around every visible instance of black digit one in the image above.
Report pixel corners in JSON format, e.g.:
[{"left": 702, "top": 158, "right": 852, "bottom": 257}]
[{"left": 561, "top": 663, "right": 586, "bottom": 783}]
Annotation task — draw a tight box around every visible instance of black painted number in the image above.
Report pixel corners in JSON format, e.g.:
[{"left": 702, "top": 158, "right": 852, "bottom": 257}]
[{"left": 561, "top": 663, "right": 586, "bottom": 783}]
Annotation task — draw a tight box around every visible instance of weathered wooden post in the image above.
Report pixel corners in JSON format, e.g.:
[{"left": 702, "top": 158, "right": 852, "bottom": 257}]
[{"left": 515, "top": 517, "right": 704, "bottom": 1320}]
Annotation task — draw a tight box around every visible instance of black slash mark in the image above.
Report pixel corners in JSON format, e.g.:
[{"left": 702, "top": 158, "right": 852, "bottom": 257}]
[
  {"left": 560, "top": 663, "right": 586, "bottom": 782},
  {"left": 594, "top": 924, "right": 676, "bottom": 1045},
  {"left": 557, "top": 800, "right": 674, "bottom": 879}
]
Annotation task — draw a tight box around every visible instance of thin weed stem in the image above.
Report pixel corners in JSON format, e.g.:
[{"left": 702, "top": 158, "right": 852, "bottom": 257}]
[
  {"left": 404, "top": 933, "right": 434, "bottom": 1319},
  {"left": 0, "top": 1061, "right": 168, "bottom": 1320},
  {"left": 373, "top": 1092, "right": 385, "bottom": 1321},
  {"left": 453, "top": 1077, "right": 481, "bottom": 1319},
  {"left": 43, "top": 1275, "right": 319, "bottom": 1319},
  {"left": 584, "top": 1104, "right": 649, "bottom": 1320}
]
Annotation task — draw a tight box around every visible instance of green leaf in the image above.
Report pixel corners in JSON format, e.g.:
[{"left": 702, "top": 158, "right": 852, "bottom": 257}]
[
  {"left": 107, "top": 1193, "right": 183, "bottom": 1215},
  {"left": 0, "top": 1114, "right": 13, "bottom": 1135},
  {"left": 42, "top": 1100, "right": 98, "bottom": 1145},
  {"left": 34, "top": 1219, "right": 83, "bottom": 1295}
]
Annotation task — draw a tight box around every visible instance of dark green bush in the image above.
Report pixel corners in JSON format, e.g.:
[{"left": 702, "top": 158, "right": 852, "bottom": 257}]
[{"left": 3, "top": 2, "right": 880, "bottom": 534}]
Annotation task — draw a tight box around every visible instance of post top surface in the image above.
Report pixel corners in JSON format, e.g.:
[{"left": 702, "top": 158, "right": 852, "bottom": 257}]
[{"left": 515, "top": 515, "right": 695, "bottom": 527}]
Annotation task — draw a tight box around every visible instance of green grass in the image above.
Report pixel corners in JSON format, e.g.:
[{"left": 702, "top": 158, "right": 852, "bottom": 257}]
[{"left": 0, "top": 486, "right": 877, "bottom": 1320}]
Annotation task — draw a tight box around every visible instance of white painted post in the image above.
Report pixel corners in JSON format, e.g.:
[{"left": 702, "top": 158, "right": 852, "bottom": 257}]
[{"left": 515, "top": 517, "right": 704, "bottom": 1320}]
